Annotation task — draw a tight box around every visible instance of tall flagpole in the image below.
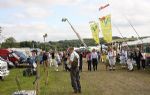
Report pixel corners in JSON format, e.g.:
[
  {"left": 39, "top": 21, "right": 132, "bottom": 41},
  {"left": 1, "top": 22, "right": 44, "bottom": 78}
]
[
  {"left": 62, "top": 18, "right": 88, "bottom": 48},
  {"left": 124, "top": 16, "right": 143, "bottom": 44}
]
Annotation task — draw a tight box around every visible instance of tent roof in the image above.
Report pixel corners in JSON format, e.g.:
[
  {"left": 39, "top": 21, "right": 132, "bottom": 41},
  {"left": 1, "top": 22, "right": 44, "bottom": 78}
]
[{"left": 123, "top": 37, "right": 150, "bottom": 46}]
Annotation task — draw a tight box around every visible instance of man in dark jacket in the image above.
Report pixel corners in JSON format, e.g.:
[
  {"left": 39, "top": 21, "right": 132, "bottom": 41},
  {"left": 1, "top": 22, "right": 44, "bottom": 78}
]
[{"left": 134, "top": 48, "right": 143, "bottom": 70}]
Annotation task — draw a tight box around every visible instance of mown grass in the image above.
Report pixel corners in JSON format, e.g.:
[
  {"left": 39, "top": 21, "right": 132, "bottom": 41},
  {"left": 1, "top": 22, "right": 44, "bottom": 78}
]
[{"left": 0, "top": 62, "right": 150, "bottom": 95}]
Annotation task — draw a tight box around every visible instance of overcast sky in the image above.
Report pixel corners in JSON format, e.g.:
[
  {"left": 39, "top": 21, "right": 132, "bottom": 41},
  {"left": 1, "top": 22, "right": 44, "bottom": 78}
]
[{"left": 0, "top": 0, "right": 150, "bottom": 42}]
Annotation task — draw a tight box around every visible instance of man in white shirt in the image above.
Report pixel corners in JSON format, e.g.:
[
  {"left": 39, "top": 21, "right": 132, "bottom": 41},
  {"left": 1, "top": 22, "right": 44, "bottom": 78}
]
[
  {"left": 69, "top": 47, "right": 81, "bottom": 94},
  {"left": 91, "top": 49, "right": 98, "bottom": 71}
]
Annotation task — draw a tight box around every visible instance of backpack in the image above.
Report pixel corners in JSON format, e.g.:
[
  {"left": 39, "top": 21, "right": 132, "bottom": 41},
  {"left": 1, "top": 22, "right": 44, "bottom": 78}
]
[{"left": 23, "top": 68, "right": 36, "bottom": 77}]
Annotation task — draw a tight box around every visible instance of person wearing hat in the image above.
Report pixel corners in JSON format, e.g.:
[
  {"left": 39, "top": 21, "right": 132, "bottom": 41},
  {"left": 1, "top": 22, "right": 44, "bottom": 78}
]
[{"left": 68, "top": 47, "right": 81, "bottom": 93}]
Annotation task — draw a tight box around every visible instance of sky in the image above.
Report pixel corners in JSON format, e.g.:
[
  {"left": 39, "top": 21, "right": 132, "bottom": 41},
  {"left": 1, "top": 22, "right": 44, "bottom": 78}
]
[{"left": 0, "top": 0, "right": 150, "bottom": 42}]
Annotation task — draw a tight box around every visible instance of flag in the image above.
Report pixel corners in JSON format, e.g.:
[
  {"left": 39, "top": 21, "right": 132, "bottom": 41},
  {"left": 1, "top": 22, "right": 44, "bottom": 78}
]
[
  {"left": 99, "top": 14, "right": 112, "bottom": 43},
  {"left": 99, "top": 4, "right": 109, "bottom": 11},
  {"left": 89, "top": 21, "right": 100, "bottom": 44}
]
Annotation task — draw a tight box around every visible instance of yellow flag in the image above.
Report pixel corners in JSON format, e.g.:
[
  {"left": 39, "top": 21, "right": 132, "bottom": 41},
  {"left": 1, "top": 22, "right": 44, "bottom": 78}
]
[
  {"left": 99, "top": 14, "right": 112, "bottom": 43},
  {"left": 89, "top": 21, "right": 100, "bottom": 44}
]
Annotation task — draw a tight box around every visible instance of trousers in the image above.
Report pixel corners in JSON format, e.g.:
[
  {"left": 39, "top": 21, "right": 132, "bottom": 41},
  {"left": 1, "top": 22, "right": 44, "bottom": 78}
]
[{"left": 70, "top": 67, "right": 81, "bottom": 92}]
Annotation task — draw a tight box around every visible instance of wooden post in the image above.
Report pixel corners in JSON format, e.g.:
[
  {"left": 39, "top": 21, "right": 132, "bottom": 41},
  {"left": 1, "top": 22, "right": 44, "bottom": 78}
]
[
  {"left": 45, "top": 60, "right": 49, "bottom": 85},
  {"left": 35, "top": 58, "right": 40, "bottom": 95}
]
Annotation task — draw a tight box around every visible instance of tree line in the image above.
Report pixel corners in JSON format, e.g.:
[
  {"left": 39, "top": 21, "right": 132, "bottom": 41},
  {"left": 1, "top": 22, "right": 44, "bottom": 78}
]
[{"left": 1, "top": 36, "right": 147, "bottom": 51}]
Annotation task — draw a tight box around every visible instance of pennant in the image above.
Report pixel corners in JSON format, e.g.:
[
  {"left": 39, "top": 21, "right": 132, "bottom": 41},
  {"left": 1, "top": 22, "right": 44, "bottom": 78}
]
[
  {"left": 99, "top": 14, "right": 112, "bottom": 43},
  {"left": 89, "top": 21, "right": 100, "bottom": 44},
  {"left": 99, "top": 4, "right": 109, "bottom": 11}
]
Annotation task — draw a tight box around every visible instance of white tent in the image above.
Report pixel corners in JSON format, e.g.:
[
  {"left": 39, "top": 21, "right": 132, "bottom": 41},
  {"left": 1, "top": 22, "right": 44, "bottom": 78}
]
[{"left": 123, "top": 37, "right": 150, "bottom": 46}]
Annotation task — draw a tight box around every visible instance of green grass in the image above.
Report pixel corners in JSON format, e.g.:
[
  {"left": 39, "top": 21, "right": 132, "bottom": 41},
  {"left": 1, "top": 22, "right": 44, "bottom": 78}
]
[{"left": 0, "top": 63, "right": 150, "bottom": 95}]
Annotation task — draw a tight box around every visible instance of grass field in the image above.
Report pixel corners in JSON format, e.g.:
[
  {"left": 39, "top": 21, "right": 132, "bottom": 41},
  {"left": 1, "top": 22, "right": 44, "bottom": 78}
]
[{"left": 0, "top": 62, "right": 150, "bottom": 95}]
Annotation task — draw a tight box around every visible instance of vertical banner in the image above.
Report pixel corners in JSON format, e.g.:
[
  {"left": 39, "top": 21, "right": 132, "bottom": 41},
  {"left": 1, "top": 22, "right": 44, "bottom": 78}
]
[
  {"left": 99, "top": 14, "right": 112, "bottom": 43},
  {"left": 89, "top": 21, "right": 100, "bottom": 44}
]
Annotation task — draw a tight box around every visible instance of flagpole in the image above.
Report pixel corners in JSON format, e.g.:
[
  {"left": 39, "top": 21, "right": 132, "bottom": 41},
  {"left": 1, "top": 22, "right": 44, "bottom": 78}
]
[
  {"left": 62, "top": 18, "right": 88, "bottom": 48},
  {"left": 124, "top": 16, "right": 143, "bottom": 44}
]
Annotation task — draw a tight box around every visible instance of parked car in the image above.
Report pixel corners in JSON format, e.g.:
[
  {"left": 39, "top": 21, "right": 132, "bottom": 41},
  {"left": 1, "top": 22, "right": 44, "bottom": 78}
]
[
  {"left": 13, "top": 51, "right": 28, "bottom": 64},
  {"left": 0, "top": 57, "right": 15, "bottom": 69},
  {"left": 0, "top": 59, "right": 9, "bottom": 80},
  {"left": 0, "top": 49, "right": 20, "bottom": 65}
]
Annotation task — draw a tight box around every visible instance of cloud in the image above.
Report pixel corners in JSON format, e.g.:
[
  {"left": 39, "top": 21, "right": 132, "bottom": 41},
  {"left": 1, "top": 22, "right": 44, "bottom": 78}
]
[
  {"left": 1, "top": 22, "right": 80, "bottom": 42},
  {"left": 0, "top": 0, "right": 150, "bottom": 42},
  {"left": 111, "top": 0, "right": 150, "bottom": 25},
  {"left": 25, "top": 7, "right": 52, "bottom": 19},
  {"left": 0, "top": 0, "right": 22, "bottom": 8},
  {"left": 0, "top": 0, "right": 82, "bottom": 8}
]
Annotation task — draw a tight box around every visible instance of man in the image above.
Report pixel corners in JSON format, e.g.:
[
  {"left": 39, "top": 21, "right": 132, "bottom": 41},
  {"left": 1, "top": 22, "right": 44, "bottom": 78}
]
[
  {"left": 91, "top": 49, "right": 98, "bottom": 71},
  {"left": 134, "top": 48, "right": 143, "bottom": 70},
  {"left": 51, "top": 51, "right": 58, "bottom": 71},
  {"left": 51, "top": 51, "right": 55, "bottom": 66},
  {"left": 42, "top": 51, "right": 48, "bottom": 72},
  {"left": 69, "top": 47, "right": 81, "bottom": 94}
]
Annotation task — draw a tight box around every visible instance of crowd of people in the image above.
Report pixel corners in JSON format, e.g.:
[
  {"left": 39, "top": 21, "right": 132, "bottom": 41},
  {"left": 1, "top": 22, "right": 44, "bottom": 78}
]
[
  {"left": 28, "top": 46, "right": 148, "bottom": 94},
  {"left": 100, "top": 46, "right": 146, "bottom": 71},
  {"left": 29, "top": 46, "right": 147, "bottom": 73}
]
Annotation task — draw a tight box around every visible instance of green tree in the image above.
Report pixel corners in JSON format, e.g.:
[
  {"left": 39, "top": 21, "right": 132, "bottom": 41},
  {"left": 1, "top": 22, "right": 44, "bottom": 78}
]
[{"left": 1, "top": 37, "right": 18, "bottom": 48}]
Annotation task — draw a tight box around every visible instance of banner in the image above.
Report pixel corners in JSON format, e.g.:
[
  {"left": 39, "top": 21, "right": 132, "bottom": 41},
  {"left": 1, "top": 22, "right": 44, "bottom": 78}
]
[
  {"left": 89, "top": 21, "right": 100, "bottom": 44},
  {"left": 99, "top": 14, "right": 112, "bottom": 43},
  {"left": 99, "top": 4, "right": 110, "bottom": 11}
]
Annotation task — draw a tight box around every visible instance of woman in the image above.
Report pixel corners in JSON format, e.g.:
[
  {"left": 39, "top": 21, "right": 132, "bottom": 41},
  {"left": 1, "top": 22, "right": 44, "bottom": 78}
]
[
  {"left": 108, "top": 48, "right": 115, "bottom": 71},
  {"left": 86, "top": 51, "right": 92, "bottom": 71}
]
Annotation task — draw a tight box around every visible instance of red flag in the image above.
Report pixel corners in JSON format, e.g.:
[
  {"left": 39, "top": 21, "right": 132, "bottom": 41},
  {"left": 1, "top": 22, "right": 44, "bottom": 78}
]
[
  {"left": 99, "top": 16, "right": 106, "bottom": 21},
  {"left": 99, "top": 4, "right": 109, "bottom": 11}
]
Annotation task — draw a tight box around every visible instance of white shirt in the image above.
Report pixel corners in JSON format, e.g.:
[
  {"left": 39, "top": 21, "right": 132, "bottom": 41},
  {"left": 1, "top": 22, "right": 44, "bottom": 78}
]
[
  {"left": 91, "top": 52, "right": 98, "bottom": 59},
  {"left": 56, "top": 53, "right": 60, "bottom": 61},
  {"left": 121, "top": 50, "right": 128, "bottom": 59},
  {"left": 142, "top": 53, "right": 146, "bottom": 59},
  {"left": 70, "top": 51, "right": 79, "bottom": 66},
  {"left": 108, "top": 51, "right": 113, "bottom": 59}
]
